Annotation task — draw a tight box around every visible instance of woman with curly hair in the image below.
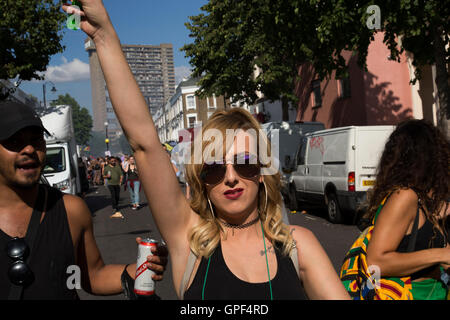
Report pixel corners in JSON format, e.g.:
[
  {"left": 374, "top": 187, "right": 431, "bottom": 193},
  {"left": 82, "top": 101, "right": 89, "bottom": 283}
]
[
  {"left": 64, "top": 0, "right": 350, "bottom": 300},
  {"left": 365, "top": 119, "right": 450, "bottom": 300}
]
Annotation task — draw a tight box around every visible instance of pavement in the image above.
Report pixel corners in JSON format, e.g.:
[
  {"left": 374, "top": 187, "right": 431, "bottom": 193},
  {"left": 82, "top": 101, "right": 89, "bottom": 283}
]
[
  {"left": 76, "top": 184, "right": 178, "bottom": 300},
  {"left": 77, "top": 184, "right": 360, "bottom": 300}
]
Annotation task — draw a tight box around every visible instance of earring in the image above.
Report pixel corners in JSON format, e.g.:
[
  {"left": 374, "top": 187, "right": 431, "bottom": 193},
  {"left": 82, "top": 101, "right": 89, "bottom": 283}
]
[
  {"left": 262, "top": 180, "right": 268, "bottom": 215},
  {"left": 207, "top": 197, "right": 215, "bottom": 220}
]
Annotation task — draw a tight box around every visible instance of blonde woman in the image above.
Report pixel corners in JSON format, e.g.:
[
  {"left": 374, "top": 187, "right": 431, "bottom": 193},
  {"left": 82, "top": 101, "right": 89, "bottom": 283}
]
[{"left": 64, "top": 0, "right": 349, "bottom": 300}]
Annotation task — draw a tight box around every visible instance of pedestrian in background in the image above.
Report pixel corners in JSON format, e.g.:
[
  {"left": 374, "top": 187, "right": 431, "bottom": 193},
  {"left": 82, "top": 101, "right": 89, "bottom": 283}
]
[
  {"left": 342, "top": 119, "right": 450, "bottom": 300},
  {"left": 123, "top": 155, "right": 141, "bottom": 210},
  {"left": 77, "top": 157, "right": 90, "bottom": 198},
  {"left": 93, "top": 158, "right": 102, "bottom": 186},
  {"left": 103, "top": 157, "right": 124, "bottom": 219},
  {"left": 101, "top": 157, "right": 109, "bottom": 187}
]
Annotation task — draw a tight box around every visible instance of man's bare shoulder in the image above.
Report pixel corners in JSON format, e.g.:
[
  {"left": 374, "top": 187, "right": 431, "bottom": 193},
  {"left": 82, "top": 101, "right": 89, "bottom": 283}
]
[{"left": 61, "top": 192, "right": 92, "bottom": 229}]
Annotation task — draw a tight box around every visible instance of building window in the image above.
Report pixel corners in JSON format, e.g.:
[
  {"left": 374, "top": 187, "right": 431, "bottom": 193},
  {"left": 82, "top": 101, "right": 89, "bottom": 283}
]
[
  {"left": 311, "top": 80, "right": 322, "bottom": 107},
  {"left": 186, "top": 95, "right": 196, "bottom": 110},
  {"left": 338, "top": 75, "right": 351, "bottom": 99},
  {"left": 187, "top": 114, "right": 197, "bottom": 128}
]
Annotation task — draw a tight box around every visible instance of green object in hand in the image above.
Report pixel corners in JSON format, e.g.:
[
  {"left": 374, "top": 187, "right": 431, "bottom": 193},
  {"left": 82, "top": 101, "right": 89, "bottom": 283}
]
[
  {"left": 67, "top": 0, "right": 83, "bottom": 30},
  {"left": 72, "top": 0, "right": 83, "bottom": 10}
]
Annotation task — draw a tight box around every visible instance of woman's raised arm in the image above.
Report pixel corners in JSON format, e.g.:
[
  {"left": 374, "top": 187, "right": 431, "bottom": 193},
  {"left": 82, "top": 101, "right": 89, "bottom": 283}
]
[{"left": 62, "top": 1, "right": 195, "bottom": 252}]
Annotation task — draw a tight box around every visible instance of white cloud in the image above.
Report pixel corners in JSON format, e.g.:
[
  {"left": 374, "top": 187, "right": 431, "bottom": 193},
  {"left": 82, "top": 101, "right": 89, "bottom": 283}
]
[
  {"left": 42, "top": 57, "right": 90, "bottom": 83},
  {"left": 175, "top": 65, "right": 192, "bottom": 86}
]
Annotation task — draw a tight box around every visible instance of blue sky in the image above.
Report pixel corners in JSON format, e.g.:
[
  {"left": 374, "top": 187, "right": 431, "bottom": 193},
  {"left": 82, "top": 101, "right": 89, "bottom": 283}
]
[{"left": 19, "top": 0, "right": 208, "bottom": 115}]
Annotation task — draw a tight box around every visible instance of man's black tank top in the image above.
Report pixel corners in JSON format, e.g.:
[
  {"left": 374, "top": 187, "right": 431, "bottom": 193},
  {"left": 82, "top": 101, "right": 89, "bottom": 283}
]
[
  {"left": 184, "top": 242, "right": 307, "bottom": 300},
  {"left": 0, "top": 185, "right": 78, "bottom": 299}
]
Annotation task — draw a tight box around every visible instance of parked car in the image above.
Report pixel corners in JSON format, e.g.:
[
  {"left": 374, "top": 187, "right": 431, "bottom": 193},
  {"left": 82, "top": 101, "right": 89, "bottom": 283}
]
[
  {"left": 288, "top": 125, "right": 394, "bottom": 224},
  {"left": 260, "top": 121, "right": 325, "bottom": 200}
]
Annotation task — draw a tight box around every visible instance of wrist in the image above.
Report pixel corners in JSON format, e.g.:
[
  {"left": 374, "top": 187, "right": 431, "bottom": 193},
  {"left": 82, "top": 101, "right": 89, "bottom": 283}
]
[
  {"left": 91, "top": 21, "right": 117, "bottom": 48},
  {"left": 126, "top": 264, "right": 136, "bottom": 279},
  {"left": 437, "top": 248, "right": 449, "bottom": 264}
]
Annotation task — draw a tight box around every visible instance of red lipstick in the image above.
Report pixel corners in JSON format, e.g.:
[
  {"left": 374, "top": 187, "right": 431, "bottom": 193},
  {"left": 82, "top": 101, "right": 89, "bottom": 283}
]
[{"left": 224, "top": 188, "right": 244, "bottom": 200}]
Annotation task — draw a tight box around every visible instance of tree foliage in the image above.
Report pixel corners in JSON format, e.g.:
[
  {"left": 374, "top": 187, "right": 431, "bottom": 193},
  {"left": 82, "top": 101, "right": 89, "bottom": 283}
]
[
  {"left": 182, "top": 0, "right": 449, "bottom": 124},
  {"left": 182, "top": 1, "right": 373, "bottom": 105},
  {"left": 0, "top": 0, "right": 66, "bottom": 84},
  {"left": 50, "top": 94, "right": 93, "bottom": 146}
]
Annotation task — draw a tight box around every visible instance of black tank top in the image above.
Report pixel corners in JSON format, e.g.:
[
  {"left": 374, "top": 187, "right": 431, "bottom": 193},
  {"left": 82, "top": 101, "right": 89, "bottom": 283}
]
[
  {"left": 396, "top": 219, "right": 446, "bottom": 252},
  {"left": 0, "top": 185, "right": 78, "bottom": 299},
  {"left": 126, "top": 166, "right": 139, "bottom": 180},
  {"left": 396, "top": 213, "right": 447, "bottom": 280},
  {"left": 184, "top": 242, "right": 307, "bottom": 300}
]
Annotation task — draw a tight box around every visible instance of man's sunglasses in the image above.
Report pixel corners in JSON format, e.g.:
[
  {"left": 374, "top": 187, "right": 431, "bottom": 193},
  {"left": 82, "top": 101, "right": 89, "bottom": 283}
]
[
  {"left": 6, "top": 237, "right": 34, "bottom": 286},
  {"left": 200, "top": 154, "right": 260, "bottom": 186}
]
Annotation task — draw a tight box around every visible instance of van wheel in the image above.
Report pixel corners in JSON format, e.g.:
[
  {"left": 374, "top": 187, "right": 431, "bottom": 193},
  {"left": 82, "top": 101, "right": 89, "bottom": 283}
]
[
  {"left": 327, "top": 193, "right": 343, "bottom": 224},
  {"left": 289, "top": 186, "right": 298, "bottom": 212}
]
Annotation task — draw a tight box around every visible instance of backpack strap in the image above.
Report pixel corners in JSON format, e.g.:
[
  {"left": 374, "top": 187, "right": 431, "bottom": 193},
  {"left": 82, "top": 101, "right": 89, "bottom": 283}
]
[
  {"left": 179, "top": 249, "right": 198, "bottom": 300},
  {"left": 289, "top": 240, "right": 300, "bottom": 278}
]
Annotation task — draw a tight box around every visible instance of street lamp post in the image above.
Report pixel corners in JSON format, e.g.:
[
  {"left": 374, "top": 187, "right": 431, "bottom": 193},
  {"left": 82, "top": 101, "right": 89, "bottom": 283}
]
[
  {"left": 42, "top": 81, "right": 57, "bottom": 109},
  {"left": 104, "top": 121, "right": 110, "bottom": 154}
]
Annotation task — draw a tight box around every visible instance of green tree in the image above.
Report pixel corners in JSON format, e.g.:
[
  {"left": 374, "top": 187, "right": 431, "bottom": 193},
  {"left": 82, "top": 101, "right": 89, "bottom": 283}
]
[
  {"left": 183, "top": 0, "right": 449, "bottom": 132},
  {"left": 0, "top": 0, "right": 66, "bottom": 99},
  {"left": 182, "top": 0, "right": 310, "bottom": 120},
  {"left": 50, "top": 94, "right": 93, "bottom": 146}
]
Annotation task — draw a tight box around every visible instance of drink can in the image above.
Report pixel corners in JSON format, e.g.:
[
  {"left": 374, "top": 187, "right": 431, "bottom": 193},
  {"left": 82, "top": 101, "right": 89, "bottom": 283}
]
[{"left": 134, "top": 238, "right": 158, "bottom": 296}]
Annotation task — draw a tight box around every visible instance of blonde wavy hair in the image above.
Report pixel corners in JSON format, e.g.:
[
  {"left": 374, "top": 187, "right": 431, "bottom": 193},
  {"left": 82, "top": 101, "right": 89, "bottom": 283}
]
[{"left": 185, "top": 108, "right": 294, "bottom": 258}]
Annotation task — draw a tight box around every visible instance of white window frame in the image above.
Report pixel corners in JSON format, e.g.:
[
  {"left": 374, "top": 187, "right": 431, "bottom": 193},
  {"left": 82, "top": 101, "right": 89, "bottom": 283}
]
[
  {"left": 212, "top": 94, "right": 217, "bottom": 109},
  {"left": 187, "top": 114, "right": 197, "bottom": 128},
  {"left": 186, "top": 94, "right": 196, "bottom": 110}
]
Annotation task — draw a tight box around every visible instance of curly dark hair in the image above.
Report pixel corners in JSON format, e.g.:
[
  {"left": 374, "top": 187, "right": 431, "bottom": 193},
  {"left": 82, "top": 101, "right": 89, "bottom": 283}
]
[{"left": 364, "top": 119, "right": 449, "bottom": 239}]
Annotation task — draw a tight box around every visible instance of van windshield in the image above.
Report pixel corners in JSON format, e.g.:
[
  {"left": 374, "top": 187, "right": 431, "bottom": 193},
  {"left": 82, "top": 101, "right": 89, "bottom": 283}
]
[{"left": 44, "top": 147, "right": 66, "bottom": 174}]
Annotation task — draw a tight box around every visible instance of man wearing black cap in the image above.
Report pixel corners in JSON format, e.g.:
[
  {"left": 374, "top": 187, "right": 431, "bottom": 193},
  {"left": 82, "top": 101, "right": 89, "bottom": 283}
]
[{"left": 0, "top": 100, "right": 167, "bottom": 299}]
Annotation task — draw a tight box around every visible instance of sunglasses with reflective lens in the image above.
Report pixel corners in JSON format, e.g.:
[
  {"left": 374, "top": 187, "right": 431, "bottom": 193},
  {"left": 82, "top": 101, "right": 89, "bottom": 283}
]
[
  {"left": 6, "top": 237, "right": 34, "bottom": 286},
  {"left": 200, "top": 154, "right": 260, "bottom": 186}
]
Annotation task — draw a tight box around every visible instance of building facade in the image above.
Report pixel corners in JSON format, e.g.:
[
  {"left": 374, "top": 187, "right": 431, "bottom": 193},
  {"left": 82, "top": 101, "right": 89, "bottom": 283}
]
[
  {"left": 85, "top": 38, "right": 176, "bottom": 143},
  {"left": 294, "top": 32, "right": 440, "bottom": 130},
  {"left": 122, "top": 44, "right": 175, "bottom": 115},
  {"left": 155, "top": 78, "right": 228, "bottom": 143}
]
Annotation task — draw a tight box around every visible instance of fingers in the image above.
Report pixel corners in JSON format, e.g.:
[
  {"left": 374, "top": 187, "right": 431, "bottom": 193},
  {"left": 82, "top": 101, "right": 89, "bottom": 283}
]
[
  {"left": 152, "top": 274, "right": 164, "bottom": 282},
  {"left": 146, "top": 256, "right": 166, "bottom": 273},
  {"left": 62, "top": 3, "right": 86, "bottom": 17},
  {"left": 151, "top": 243, "right": 168, "bottom": 258}
]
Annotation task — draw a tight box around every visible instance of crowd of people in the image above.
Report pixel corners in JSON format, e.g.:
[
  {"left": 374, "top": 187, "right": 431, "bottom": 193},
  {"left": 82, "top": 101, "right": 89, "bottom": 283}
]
[{"left": 81, "top": 155, "right": 133, "bottom": 218}]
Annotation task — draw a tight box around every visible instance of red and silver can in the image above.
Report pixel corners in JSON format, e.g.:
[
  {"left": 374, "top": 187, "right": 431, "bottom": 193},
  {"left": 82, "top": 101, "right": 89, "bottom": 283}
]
[{"left": 134, "top": 238, "right": 158, "bottom": 296}]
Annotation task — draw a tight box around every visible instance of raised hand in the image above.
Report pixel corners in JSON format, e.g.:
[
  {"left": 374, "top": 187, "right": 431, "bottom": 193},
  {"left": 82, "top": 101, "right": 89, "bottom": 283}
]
[{"left": 62, "top": 0, "right": 113, "bottom": 41}]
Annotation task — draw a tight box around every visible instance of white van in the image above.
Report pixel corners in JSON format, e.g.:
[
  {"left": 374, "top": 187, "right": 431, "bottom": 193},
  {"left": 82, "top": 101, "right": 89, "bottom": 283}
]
[
  {"left": 41, "top": 105, "right": 81, "bottom": 195},
  {"left": 288, "top": 125, "right": 394, "bottom": 224},
  {"left": 260, "top": 121, "right": 325, "bottom": 200}
]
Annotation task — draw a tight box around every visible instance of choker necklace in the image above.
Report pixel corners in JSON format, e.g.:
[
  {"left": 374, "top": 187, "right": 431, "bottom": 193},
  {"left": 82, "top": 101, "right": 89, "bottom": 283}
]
[{"left": 220, "top": 216, "right": 260, "bottom": 230}]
